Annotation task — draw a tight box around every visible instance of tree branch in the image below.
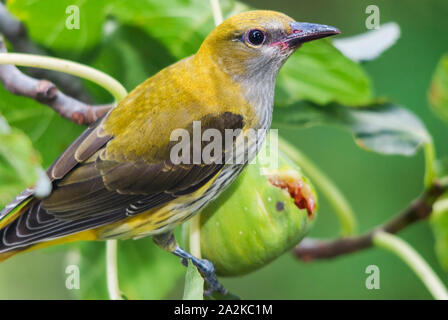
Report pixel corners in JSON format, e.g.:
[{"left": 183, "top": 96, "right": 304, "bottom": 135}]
[
  {"left": 0, "top": 1, "right": 92, "bottom": 101},
  {"left": 293, "top": 182, "right": 446, "bottom": 261},
  {"left": 0, "top": 39, "right": 112, "bottom": 125}
]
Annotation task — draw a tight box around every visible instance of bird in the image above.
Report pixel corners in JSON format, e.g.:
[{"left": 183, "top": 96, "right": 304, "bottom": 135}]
[{"left": 0, "top": 10, "right": 339, "bottom": 294}]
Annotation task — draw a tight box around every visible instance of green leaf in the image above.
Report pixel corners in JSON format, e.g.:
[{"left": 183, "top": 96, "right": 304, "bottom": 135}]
[
  {"left": 86, "top": 24, "right": 177, "bottom": 101},
  {"left": 109, "top": 0, "right": 248, "bottom": 55},
  {"left": 183, "top": 261, "right": 204, "bottom": 300},
  {"left": 276, "top": 39, "right": 373, "bottom": 107},
  {"left": 0, "top": 115, "right": 41, "bottom": 206},
  {"left": 8, "top": 0, "right": 239, "bottom": 55},
  {"left": 429, "top": 54, "right": 448, "bottom": 123},
  {"left": 273, "top": 102, "right": 430, "bottom": 156},
  {"left": 8, "top": 0, "right": 111, "bottom": 53},
  {"left": 430, "top": 192, "right": 448, "bottom": 271},
  {"left": 75, "top": 238, "right": 184, "bottom": 300}
]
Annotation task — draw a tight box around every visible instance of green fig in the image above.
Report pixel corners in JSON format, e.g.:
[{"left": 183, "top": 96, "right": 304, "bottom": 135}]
[{"left": 197, "top": 142, "right": 317, "bottom": 276}]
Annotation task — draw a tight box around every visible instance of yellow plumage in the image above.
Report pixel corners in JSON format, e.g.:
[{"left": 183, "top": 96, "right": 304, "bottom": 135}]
[
  {"left": 0, "top": 10, "right": 339, "bottom": 293},
  {"left": 103, "top": 54, "right": 256, "bottom": 162}
]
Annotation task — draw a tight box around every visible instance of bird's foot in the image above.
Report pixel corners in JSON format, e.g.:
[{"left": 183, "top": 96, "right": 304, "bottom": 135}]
[
  {"left": 173, "top": 246, "right": 227, "bottom": 296},
  {"left": 180, "top": 257, "right": 188, "bottom": 267}
]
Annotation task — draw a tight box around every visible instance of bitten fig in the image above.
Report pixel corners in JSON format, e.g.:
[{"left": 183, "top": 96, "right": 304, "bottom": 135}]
[{"left": 197, "top": 142, "right": 317, "bottom": 276}]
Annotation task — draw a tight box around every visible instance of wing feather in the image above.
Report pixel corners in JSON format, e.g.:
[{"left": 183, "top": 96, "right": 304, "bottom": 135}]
[{"left": 0, "top": 110, "right": 244, "bottom": 252}]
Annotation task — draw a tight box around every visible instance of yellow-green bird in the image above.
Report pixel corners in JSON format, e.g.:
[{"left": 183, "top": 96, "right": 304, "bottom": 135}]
[{"left": 0, "top": 10, "right": 339, "bottom": 293}]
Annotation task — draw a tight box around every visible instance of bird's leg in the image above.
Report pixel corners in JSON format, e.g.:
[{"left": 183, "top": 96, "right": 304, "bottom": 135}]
[{"left": 152, "top": 232, "right": 227, "bottom": 296}]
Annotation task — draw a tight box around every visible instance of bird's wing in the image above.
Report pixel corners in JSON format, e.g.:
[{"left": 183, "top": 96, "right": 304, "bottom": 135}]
[
  {"left": 43, "top": 110, "right": 244, "bottom": 219},
  {"left": 0, "top": 109, "right": 244, "bottom": 251}
]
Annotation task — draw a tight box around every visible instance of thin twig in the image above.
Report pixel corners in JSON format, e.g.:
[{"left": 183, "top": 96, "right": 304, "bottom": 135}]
[
  {"left": 0, "top": 39, "right": 113, "bottom": 125},
  {"left": 189, "top": 218, "right": 202, "bottom": 258},
  {"left": 373, "top": 231, "right": 448, "bottom": 300},
  {"left": 0, "top": 1, "right": 91, "bottom": 101},
  {"left": 0, "top": 52, "right": 127, "bottom": 100},
  {"left": 209, "top": 0, "right": 224, "bottom": 25},
  {"left": 294, "top": 183, "right": 446, "bottom": 261},
  {"left": 106, "top": 239, "right": 122, "bottom": 300}
]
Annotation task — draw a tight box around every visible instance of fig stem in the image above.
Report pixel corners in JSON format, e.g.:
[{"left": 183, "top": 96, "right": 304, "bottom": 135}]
[
  {"left": 373, "top": 231, "right": 448, "bottom": 300},
  {"left": 106, "top": 239, "right": 122, "bottom": 300},
  {"left": 189, "top": 215, "right": 202, "bottom": 259},
  {"left": 210, "top": 0, "right": 224, "bottom": 25}
]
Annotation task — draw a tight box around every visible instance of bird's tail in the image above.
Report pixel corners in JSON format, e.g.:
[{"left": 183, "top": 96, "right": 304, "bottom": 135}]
[
  {"left": 0, "top": 192, "right": 99, "bottom": 263},
  {"left": 0, "top": 192, "right": 35, "bottom": 262}
]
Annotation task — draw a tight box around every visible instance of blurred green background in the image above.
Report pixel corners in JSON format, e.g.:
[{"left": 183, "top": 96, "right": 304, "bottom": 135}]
[{"left": 0, "top": 0, "right": 448, "bottom": 299}]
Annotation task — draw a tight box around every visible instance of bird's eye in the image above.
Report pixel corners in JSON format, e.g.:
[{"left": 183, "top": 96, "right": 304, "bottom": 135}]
[{"left": 245, "top": 29, "right": 266, "bottom": 47}]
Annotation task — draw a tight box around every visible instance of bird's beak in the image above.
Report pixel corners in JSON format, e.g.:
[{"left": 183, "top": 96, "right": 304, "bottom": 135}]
[{"left": 274, "top": 22, "right": 340, "bottom": 49}]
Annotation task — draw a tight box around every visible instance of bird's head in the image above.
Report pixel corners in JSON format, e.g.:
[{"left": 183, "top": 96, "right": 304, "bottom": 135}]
[{"left": 197, "top": 10, "right": 340, "bottom": 82}]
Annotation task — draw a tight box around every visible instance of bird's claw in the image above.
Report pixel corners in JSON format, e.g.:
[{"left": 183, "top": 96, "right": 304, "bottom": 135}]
[
  {"left": 192, "top": 258, "right": 227, "bottom": 296},
  {"left": 180, "top": 257, "right": 188, "bottom": 267},
  {"left": 173, "top": 246, "right": 227, "bottom": 296}
]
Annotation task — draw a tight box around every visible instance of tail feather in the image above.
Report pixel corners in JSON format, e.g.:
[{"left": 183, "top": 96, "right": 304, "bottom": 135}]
[
  {"left": 0, "top": 190, "right": 36, "bottom": 262},
  {"left": 0, "top": 193, "right": 117, "bottom": 259},
  {"left": 0, "top": 189, "right": 34, "bottom": 230},
  {"left": 0, "top": 195, "right": 99, "bottom": 262},
  {"left": 0, "top": 194, "right": 36, "bottom": 258}
]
